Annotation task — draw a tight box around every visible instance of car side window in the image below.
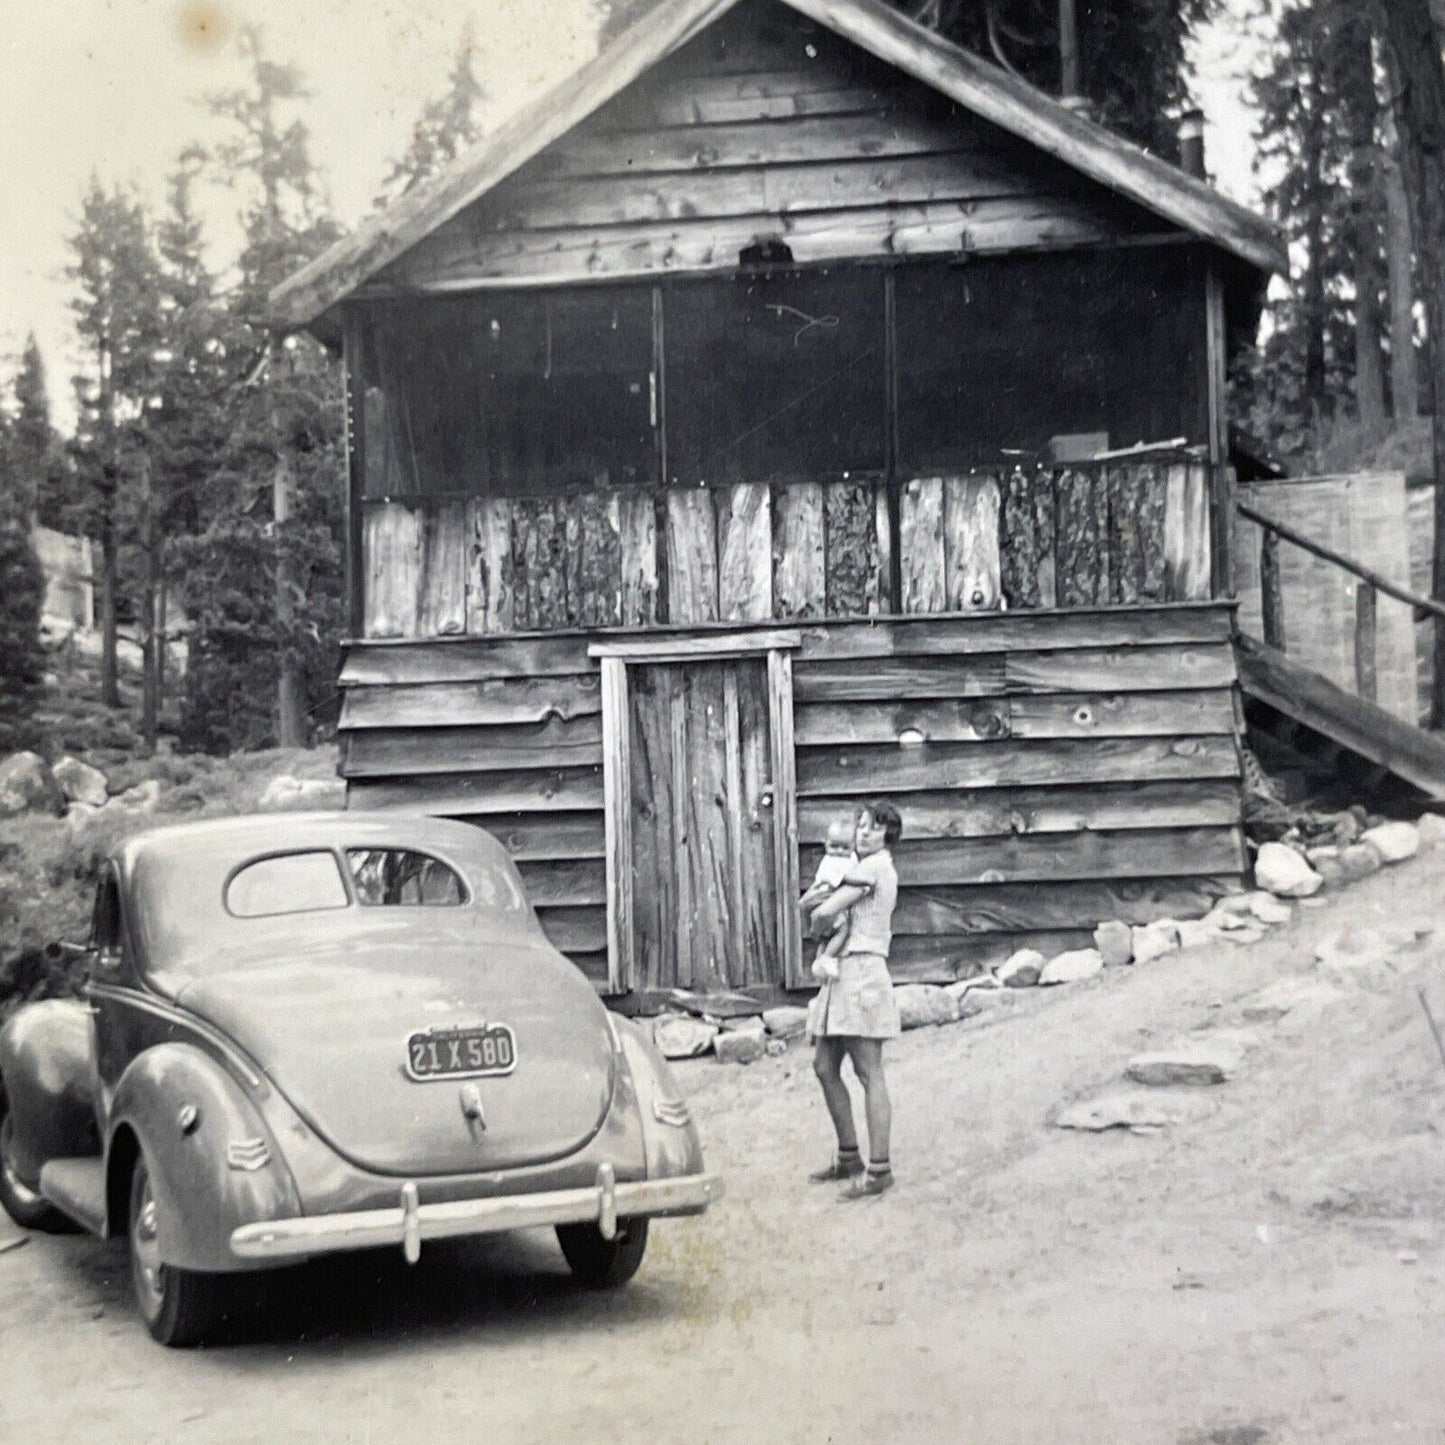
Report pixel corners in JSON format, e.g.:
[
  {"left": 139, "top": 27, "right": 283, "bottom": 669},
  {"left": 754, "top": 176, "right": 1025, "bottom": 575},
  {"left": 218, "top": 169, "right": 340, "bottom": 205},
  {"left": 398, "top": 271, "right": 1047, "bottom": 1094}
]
[
  {"left": 345, "top": 849, "right": 467, "bottom": 907},
  {"left": 226, "top": 851, "right": 350, "bottom": 918}
]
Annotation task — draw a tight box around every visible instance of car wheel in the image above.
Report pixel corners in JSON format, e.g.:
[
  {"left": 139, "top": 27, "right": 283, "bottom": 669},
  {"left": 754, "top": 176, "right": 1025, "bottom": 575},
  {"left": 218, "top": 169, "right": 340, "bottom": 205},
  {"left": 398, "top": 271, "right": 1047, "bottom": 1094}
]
[
  {"left": 128, "top": 1153, "right": 227, "bottom": 1347},
  {"left": 0, "top": 1092, "right": 73, "bottom": 1233},
  {"left": 556, "top": 1217, "right": 649, "bottom": 1289}
]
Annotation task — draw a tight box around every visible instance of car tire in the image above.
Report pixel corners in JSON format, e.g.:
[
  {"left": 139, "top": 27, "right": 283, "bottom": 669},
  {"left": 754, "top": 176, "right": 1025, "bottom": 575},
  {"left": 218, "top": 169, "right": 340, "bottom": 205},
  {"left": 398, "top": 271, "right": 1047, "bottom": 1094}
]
[
  {"left": 128, "top": 1153, "right": 229, "bottom": 1347},
  {"left": 556, "top": 1217, "right": 649, "bottom": 1289},
  {"left": 0, "top": 1091, "right": 74, "bottom": 1233}
]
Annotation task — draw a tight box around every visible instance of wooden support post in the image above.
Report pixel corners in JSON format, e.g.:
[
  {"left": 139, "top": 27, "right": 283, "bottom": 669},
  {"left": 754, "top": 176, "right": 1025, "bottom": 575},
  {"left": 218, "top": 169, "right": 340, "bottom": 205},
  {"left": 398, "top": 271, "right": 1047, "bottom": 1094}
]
[
  {"left": 1205, "top": 258, "right": 1233, "bottom": 599},
  {"left": 599, "top": 656, "right": 633, "bottom": 995},
  {"left": 1260, "top": 527, "right": 1285, "bottom": 652},
  {"left": 767, "top": 649, "right": 804, "bottom": 990},
  {"left": 1355, "top": 582, "right": 1378, "bottom": 702},
  {"left": 342, "top": 309, "right": 366, "bottom": 640}
]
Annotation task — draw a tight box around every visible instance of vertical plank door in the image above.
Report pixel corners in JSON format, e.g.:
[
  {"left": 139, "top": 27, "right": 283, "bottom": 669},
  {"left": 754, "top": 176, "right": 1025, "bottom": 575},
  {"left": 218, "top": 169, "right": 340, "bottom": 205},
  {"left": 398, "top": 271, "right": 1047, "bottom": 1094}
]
[{"left": 626, "top": 656, "right": 783, "bottom": 991}]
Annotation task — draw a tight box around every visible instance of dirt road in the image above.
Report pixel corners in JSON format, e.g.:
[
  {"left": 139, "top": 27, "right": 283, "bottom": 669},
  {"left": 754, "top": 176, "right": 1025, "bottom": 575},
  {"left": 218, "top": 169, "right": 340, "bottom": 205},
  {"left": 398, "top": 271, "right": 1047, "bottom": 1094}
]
[{"left": 2, "top": 856, "right": 1443, "bottom": 1444}]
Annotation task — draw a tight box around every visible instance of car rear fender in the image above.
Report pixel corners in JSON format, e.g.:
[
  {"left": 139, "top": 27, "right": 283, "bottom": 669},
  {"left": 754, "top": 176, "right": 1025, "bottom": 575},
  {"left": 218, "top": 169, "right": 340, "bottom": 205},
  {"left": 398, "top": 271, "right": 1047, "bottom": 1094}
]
[
  {"left": 614, "top": 1020, "right": 704, "bottom": 1180},
  {"left": 0, "top": 1000, "right": 101, "bottom": 1185},
  {"left": 107, "top": 1043, "right": 302, "bottom": 1272}
]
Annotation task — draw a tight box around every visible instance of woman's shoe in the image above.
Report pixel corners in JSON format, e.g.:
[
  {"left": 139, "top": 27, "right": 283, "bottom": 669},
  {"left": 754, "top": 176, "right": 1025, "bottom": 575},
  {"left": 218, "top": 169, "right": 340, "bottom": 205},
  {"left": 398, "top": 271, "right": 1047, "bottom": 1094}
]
[
  {"left": 839, "top": 1170, "right": 894, "bottom": 1200},
  {"left": 807, "top": 1155, "right": 864, "bottom": 1183}
]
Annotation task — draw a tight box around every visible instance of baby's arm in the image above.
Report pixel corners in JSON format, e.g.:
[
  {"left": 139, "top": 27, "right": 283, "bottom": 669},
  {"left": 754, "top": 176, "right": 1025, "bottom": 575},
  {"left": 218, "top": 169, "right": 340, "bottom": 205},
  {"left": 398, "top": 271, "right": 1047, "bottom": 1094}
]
[{"left": 799, "top": 877, "right": 835, "bottom": 911}]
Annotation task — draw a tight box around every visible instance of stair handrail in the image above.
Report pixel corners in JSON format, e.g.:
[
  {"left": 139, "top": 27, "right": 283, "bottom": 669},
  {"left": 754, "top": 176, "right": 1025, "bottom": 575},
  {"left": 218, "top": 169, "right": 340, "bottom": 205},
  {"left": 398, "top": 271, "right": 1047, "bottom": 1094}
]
[{"left": 1235, "top": 499, "right": 1445, "bottom": 623}]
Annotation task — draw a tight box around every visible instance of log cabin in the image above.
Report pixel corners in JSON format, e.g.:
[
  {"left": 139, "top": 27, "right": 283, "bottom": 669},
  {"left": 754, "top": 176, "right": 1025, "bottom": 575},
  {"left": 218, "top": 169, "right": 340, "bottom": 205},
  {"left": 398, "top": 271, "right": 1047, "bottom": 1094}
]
[{"left": 269, "top": 0, "right": 1295, "bottom": 997}]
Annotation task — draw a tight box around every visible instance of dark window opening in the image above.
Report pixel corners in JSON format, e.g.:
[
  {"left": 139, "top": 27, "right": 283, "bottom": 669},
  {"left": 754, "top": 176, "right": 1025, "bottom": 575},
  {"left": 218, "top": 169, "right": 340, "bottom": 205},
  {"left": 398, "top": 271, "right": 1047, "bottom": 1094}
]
[
  {"left": 664, "top": 268, "right": 888, "bottom": 487},
  {"left": 346, "top": 849, "right": 467, "bottom": 906}
]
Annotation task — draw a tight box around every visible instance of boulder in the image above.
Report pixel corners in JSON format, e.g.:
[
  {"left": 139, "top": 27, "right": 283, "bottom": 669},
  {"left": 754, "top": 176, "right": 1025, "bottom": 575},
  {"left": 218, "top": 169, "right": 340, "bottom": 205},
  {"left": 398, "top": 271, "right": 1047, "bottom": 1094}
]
[
  {"left": 1254, "top": 841, "right": 1322, "bottom": 898},
  {"left": 652, "top": 1015, "right": 718, "bottom": 1060},
  {"left": 894, "top": 984, "right": 958, "bottom": 1029},
  {"left": 998, "top": 948, "right": 1045, "bottom": 988},
  {"left": 943, "top": 981, "right": 985, "bottom": 1019},
  {"left": 1249, "top": 893, "right": 1292, "bottom": 926},
  {"left": 764, "top": 1037, "right": 789, "bottom": 1057},
  {"left": 1304, "top": 845, "right": 1340, "bottom": 870},
  {"left": 1131, "top": 919, "right": 1181, "bottom": 964},
  {"left": 0, "top": 752, "right": 62, "bottom": 817},
  {"left": 1125, "top": 1044, "right": 1239, "bottom": 1087},
  {"left": 1038, "top": 948, "right": 1103, "bottom": 985},
  {"left": 1213, "top": 893, "right": 1258, "bottom": 915},
  {"left": 1337, "top": 841, "right": 1383, "bottom": 882},
  {"left": 52, "top": 755, "right": 109, "bottom": 807},
  {"left": 259, "top": 775, "right": 347, "bottom": 811},
  {"left": 1093, "top": 920, "right": 1133, "bottom": 967},
  {"left": 1056, "top": 1091, "right": 1217, "bottom": 1133},
  {"left": 1176, "top": 918, "right": 1222, "bottom": 949},
  {"left": 1312, "top": 855, "right": 1345, "bottom": 889},
  {"left": 715, "top": 1026, "right": 767, "bottom": 1065},
  {"left": 762, "top": 1005, "right": 809, "bottom": 1040},
  {"left": 1417, "top": 812, "right": 1445, "bottom": 847},
  {"left": 1221, "top": 922, "right": 1268, "bottom": 946},
  {"left": 116, "top": 779, "right": 163, "bottom": 813},
  {"left": 716, "top": 1013, "right": 766, "bottom": 1033},
  {"left": 1360, "top": 821, "right": 1419, "bottom": 864}
]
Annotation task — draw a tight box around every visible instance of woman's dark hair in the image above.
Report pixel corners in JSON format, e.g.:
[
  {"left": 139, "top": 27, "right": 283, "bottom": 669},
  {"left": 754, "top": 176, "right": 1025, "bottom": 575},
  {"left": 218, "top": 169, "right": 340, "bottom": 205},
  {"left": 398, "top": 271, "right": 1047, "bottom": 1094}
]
[{"left": 862, "top": 799, "right": 903, "bottom": 846}]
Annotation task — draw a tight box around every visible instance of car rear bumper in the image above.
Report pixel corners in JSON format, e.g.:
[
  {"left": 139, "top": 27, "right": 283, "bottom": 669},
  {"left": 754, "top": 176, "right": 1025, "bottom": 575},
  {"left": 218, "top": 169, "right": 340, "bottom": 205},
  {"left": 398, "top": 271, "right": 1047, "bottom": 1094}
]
[{"left": 229, "top": 1164, "right": 722, "bottom": 1264}]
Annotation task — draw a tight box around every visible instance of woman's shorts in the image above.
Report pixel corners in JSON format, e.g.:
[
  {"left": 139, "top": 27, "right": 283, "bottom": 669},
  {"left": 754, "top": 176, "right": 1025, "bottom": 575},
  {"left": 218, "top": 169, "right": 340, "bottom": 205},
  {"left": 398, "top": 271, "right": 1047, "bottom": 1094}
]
[{"left": 807, "top": 952, "right": 901, "bottom": 1040}]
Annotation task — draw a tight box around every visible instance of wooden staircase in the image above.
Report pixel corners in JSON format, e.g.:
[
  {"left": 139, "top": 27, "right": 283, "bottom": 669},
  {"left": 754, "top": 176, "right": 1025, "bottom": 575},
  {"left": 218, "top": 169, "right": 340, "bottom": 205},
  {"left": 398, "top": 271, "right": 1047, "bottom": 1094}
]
[{"left": 1234, "top": 498, "right": 1445, "bottom": 803}]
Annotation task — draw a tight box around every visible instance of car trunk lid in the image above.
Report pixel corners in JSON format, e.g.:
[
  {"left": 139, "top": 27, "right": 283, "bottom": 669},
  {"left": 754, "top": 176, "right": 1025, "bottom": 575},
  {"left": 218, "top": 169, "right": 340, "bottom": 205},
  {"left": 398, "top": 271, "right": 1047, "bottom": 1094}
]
[{"left": 176, "top": 935, "right": 615, "bottom": 1176}]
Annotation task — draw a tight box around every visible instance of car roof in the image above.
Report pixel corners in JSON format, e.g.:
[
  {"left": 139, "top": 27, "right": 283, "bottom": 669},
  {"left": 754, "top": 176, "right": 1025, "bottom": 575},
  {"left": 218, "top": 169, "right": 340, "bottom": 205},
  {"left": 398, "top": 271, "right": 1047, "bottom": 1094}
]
[{"left": 113, "top": 811, "right": 503, "bottom": 877}]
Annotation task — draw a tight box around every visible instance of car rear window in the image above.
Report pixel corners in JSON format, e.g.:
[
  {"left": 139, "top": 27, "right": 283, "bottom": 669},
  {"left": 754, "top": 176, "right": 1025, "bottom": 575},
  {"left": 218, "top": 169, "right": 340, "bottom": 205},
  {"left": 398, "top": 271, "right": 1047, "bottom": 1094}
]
[
  {"left": 226, "top": 851, "right": 350, "bottom": 918},
  {"left": 346, "top": 849, "right": 470, "bottom": 906}
]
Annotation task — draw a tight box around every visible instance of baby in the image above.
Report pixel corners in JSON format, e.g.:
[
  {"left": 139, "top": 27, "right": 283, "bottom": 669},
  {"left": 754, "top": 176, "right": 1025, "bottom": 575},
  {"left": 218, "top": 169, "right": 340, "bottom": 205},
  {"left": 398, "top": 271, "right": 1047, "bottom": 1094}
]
[{"left": 799, "top": 818, "right": 859, "bottom": 984}]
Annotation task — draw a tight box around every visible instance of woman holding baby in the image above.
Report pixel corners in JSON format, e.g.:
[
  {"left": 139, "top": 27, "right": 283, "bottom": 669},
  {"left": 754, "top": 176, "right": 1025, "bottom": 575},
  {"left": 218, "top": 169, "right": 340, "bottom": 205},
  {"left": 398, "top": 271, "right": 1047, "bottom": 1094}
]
[{"left": 801, "top": 799, "right": 902, "bottom": 1200}]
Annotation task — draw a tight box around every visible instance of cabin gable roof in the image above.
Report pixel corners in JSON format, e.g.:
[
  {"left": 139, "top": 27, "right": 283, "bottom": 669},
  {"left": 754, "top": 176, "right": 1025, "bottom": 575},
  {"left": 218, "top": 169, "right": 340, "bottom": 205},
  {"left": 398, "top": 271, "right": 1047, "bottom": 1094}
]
[{"left": 269, "top": 0, "right": 1285, "bottom": 333}]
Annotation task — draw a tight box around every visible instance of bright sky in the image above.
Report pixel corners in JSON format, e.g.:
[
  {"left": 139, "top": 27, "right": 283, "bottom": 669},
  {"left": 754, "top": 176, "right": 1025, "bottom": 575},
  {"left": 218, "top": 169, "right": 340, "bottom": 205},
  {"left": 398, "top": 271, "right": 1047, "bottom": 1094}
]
[{"left": 0, "top": 0, "right": 1265, "bottom": 432}]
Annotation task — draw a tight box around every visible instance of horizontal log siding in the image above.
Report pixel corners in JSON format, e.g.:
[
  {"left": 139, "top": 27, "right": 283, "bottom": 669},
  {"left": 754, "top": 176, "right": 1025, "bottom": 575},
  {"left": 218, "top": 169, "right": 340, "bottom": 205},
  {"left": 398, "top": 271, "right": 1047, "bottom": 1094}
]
[
  {"left": 339, "top": 603, "right": 1244, "bottom": 989},
  {"left": 377, "top": 12, "right": 1165, "bottom": 293},
  {"left": 357, "top": 461, "right": 1210, "bottom": 641}
]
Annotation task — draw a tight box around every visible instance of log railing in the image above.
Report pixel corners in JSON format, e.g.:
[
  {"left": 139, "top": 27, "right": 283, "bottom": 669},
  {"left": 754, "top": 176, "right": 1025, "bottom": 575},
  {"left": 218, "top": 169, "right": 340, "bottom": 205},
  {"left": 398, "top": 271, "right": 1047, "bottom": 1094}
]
[{"left": 1237, "top": 497, "right": 1445, "bottom": 706}]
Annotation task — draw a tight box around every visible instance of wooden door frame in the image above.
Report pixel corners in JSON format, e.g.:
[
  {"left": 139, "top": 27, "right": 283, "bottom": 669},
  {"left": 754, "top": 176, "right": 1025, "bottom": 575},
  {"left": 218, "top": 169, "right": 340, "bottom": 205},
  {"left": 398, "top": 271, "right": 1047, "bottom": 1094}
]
[{"left": 590, "top": 631, "right": 804, "bottom": 993}]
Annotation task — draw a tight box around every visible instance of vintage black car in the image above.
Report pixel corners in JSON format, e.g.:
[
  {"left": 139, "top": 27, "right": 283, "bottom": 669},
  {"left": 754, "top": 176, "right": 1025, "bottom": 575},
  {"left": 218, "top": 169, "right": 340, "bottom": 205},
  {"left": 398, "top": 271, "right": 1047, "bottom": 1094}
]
[{"left": 0, "top": 814, "right": 719, "bottom": 1345}]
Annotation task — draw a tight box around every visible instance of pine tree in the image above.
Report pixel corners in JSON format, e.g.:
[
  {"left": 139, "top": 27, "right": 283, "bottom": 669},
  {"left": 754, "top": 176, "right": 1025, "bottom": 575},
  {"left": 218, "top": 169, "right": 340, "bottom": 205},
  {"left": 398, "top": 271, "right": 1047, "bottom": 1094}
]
[
  {"left": 376, "top": 27, "right": 487, "bottom": 205},
  {"left": 0, "top": 382, "right": 47, "bottom": 751},
  {"left": 179, "top": 26, "right": 344, "bottom": 753},
  {"left": 66, "top": 179, "right": 167, "bottom": 709},
  {"left": 10, "top": 335, "right": 55, "bottom": 525}
]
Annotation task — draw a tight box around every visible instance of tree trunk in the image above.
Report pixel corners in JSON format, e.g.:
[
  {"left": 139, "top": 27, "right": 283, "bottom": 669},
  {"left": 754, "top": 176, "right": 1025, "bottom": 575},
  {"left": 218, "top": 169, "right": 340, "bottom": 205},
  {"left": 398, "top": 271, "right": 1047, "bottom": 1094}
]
[
  {"left": 140, "top": 453, "right": 159, "bottom": 756},
  {"left": 1379, "top": 0, "right": 1445, "bottom": 724},
  {"left": 1302, "top": 80, "right": 1330, "bottom": 411},
  {"left": 99, "top": 469, "right": 120, "bottom": 710},
  {"left": 271, "top": 388, "right": 305, "bottom": 749},
  {"left": 1346, "top": 23, "right": 1387, "bottom": 429},
  {"left": 1379, "top": 39, "right": 1421, "bottom": 420}
]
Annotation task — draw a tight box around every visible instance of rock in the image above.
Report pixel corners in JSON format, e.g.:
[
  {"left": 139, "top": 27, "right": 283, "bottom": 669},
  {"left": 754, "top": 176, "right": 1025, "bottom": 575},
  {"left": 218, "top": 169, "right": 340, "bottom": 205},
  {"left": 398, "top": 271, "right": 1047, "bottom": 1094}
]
[
  {"left": 762, "top": 1005, "right": 809, "bottom": 1040},
  {"left": 1249, "top": 893, "right": 1292, "bottom": 926},
  {"left": 943, "top": 981, "right": 985, "bottom": 1020},
  {"left": 1360, "top": 821, "right": 1419, "bottom": 864},
  {"left": 1337, "top": 841, "right": 1383, "bottom": 882},
  {"left": 1131, "top": 919, "right": 1181, "bottom": 964},
  {"left": 1093, "top": 920, "right": 1133, "bottom": 967},
  {"left": 764, "top": 1037, "right": 788, "bottom": 1057},
  {"left": 1304, "top": 845, "right": 1340, "bottom": 869},
  {"left": 0, "top": 752, "right": 62, "bottom": 817},
  {"left": 1254, "top": 841, "right": 1322, "bottom": 898},
  {"left": 894, "top": 984, "right": 958, "bottom": 1029},
  {"left": 259, "top": 775, "right": 346, "bottom": 811},
  {"left": 1038, "top": 948, "right": 1103, "bottom": 985},
  {"left": 1417, "top": 813, "right": 1445, "bottom": 846},
  {"left": 52, "top": 755, "right": 109, "bottom": 807},
  {"left": 64, "top": 801, "right": 102, "bottom": 833},
  {"left": 1204, "top": 905, "right": 1251, "bottom": 932},
  {"left": 1056, "top": 1091, "right": 1217, "bottom": 1133},
  {"left": 716, "top": 1013, "right": 765, "bottom": 1033},
  {"left": 998, "top": 948, "right": 1045, "bottom": 988},
  {"left": 1213, "top": 893, "right": 1258, "bottom": 915},
  {"left": 651, "top": 1015, "right": 718, "bottom": 1060},
  {"left": 714, "top": 1026, "right": 766, "bottom": 1065},
  {"left": 1221, "top": 922, "right": 1268, "bottom": 946},
  {"left": 1240, "top": 976, "right": 1346, "bottom": 1023},
  {"left": 1177, "top": 918, "right": 1222, "bottom": 949},
  {"left": 1312, "top": 855, "right": 1344, "bottom": 889},
  {"left": 1125, "top": 1044, "right": 1239, "bottom": 1086},
  {"left": 116, "top": 779, "right": 163, "bottom": 813}
]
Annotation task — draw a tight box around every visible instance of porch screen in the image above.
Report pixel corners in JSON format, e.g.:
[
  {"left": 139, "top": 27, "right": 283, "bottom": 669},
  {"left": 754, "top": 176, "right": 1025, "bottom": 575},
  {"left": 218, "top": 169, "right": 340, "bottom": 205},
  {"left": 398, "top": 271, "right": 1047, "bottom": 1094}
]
[
  {"left": 893, "top": 250, "right": 1209, "bottom": 472},
  {"left": 359, "top": 288, "right": 656, "bottom": 498},
  {"left": 663, "top": 268, "right": 887, "bottom": 487}
]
